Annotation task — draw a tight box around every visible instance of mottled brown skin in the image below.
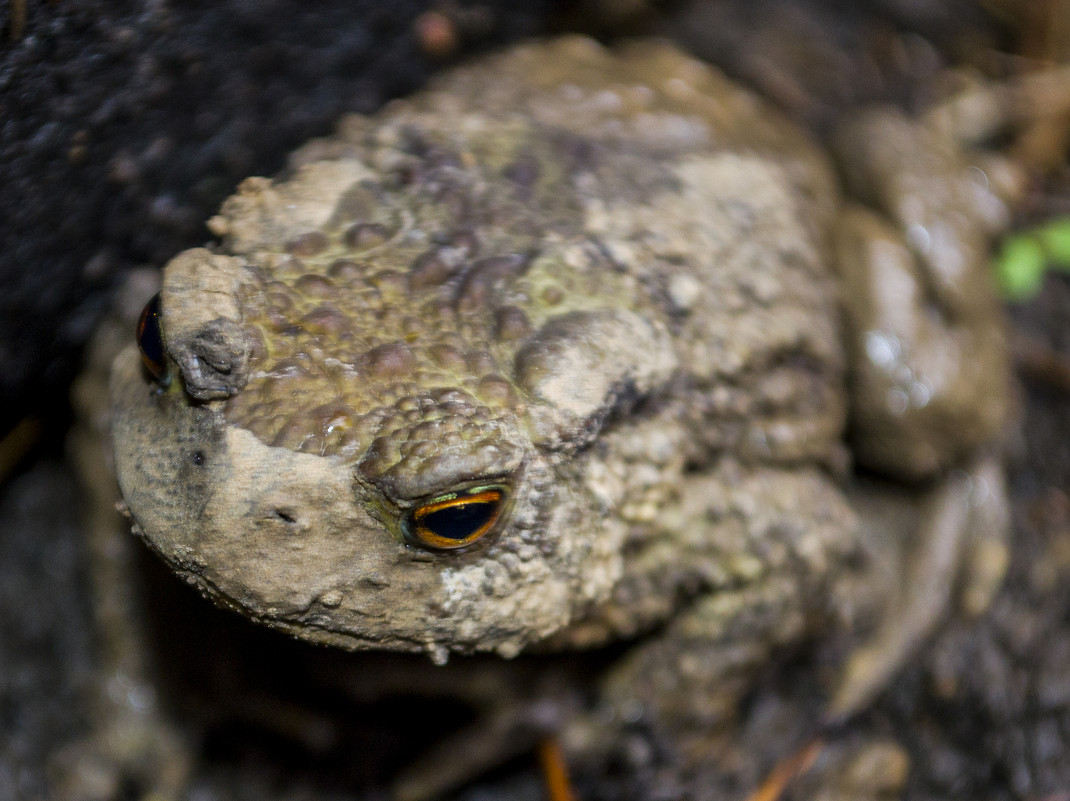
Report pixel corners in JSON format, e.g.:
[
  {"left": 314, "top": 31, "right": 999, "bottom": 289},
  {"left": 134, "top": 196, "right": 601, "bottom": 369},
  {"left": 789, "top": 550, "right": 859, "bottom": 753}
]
[
  {"left": 106, "top": 37, "right": 1013, "bottom": 797},
  {"left": 834, "top": 108, "right": 1012, "bottom": 480},
  {"left": 114, "top": 37, "right": 852, "bottom": 659}
]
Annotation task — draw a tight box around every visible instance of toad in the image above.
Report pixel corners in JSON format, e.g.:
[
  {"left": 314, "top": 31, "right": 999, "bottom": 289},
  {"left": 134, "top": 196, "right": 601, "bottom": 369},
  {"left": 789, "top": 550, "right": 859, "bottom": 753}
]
[{"left": 69, "top": 36, "right": 1014, "bottom": 801}]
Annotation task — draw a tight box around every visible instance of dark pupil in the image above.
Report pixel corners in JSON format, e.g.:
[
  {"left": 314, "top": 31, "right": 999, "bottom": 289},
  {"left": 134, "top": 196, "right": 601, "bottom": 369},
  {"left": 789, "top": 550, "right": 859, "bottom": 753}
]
[
  {"left": 136, "top": 292, "right": 165, "bottom": 378},
  {"left": 422, "top": 501, "right": 497, "bottom": 541}
]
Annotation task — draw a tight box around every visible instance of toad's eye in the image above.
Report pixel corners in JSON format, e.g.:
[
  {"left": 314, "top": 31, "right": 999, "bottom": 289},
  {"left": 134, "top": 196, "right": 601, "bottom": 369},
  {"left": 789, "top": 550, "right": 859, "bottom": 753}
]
[
  {"left": 403, "top": 485, "right": 508, "bottom": 552},
  {"left": 136, "top": 292, "right": 167, "bottom": 381}
]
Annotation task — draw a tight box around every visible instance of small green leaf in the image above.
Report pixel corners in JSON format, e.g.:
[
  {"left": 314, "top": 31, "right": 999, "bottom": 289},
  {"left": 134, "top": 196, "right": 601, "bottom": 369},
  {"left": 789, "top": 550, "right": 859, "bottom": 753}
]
[
  {"left": 1038, "top": 218, "right": 1070, "bottom": 270},
  {"left": 994, "top": 233, "right": 1046, "bottom": 300}
]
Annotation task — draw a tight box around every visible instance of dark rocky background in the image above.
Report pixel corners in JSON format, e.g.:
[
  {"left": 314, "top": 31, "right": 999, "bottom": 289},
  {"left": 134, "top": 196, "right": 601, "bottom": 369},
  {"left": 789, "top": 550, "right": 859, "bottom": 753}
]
[
  {"left": 0, "top": 0, "right": 547, "bottom": 436},
  {"left": 3, "top": 1, "right": 1070, "bottom": 799}
]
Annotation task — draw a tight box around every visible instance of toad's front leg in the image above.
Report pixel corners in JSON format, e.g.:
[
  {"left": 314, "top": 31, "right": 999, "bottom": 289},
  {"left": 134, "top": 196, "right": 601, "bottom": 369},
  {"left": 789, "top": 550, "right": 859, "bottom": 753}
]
[
  {"left": 562, "top": 463, "right": 860, "bottom": 798},
  {"left": 55, "top": 273, "right": 195, "bottom": 801}
]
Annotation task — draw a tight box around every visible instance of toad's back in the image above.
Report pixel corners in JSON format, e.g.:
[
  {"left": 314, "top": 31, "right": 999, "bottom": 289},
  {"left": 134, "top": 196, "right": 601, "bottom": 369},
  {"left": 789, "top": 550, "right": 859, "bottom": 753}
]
[{"left": 112, "top": 37, "right": 851, "bottom": 661}]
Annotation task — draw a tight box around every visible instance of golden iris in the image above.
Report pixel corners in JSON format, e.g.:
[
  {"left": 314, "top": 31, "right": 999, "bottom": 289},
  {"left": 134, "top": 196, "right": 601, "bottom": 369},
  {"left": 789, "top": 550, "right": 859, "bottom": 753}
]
[{"left": 403, "top": 485, "right": 508, "bottom": 551}]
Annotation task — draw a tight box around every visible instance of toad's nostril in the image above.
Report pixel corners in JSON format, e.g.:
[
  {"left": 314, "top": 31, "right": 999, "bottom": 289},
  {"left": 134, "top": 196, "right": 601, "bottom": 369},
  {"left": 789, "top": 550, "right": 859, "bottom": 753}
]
[{"left": 270, "top": 508, "right": 299, "bottom": 525}]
